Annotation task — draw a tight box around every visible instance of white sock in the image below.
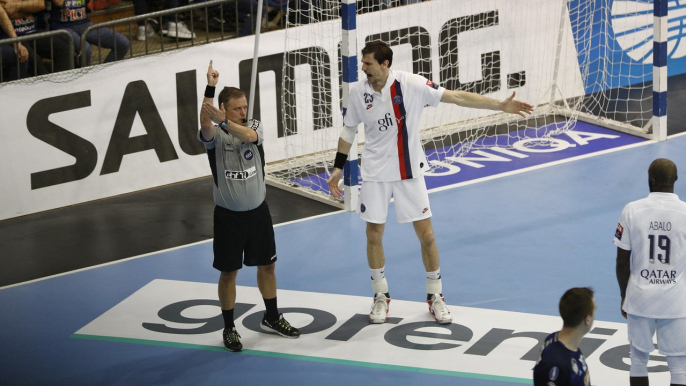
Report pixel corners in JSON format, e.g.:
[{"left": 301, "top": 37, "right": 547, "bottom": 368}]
[
  {"left": 371, "top": 277, "right": 389, "bottom": 295},
  {"left": 370, "top": 266, "right": 385, "bottom": 281},
  {"left": 427, "top": 278, "right": 442, "bottom": 296},
  {"left": 426, "top": 268, "right": 441, "bottom": 281}
]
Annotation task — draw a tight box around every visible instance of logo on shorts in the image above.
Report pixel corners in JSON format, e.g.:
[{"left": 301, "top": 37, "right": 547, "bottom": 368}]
[
  {"left": 393, "top": 95, "right": 403, "bottom": 105},
  {"left": 426, "top": 80, "right": 439, "bottom": 90},
  {"left": 361, "top": 203, "right": 366, "bottom": 213},
  {"left": 423, "top": 207, "right": 429, "bottom": 214},
  {"left": 244, "top": 150, "right": 254, "bottom": 160},
  {"left": 615, "top": 223, "right": 624, "bottom": 240}
]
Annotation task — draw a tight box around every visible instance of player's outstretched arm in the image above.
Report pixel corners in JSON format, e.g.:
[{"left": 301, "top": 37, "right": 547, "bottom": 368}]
[
  {"left": 616, "top": 247, "right": 631, "bottom": 319},
  {"left": 440, "top": 90, "right": 533, "bottom": 118},
  {"left": 200, "top": 60, "right": 218, "bottom": 141},
  {"left": 327, "top": 137, "right": 354, "bottom": 199}
]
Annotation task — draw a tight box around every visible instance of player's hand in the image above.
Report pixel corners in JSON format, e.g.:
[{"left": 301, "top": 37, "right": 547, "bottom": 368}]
[
  {"left": 327, "top": 168, "right": 343, "bottom": 198},
  {"left": 620, "top": 297, "right": 627, "bottom": 319},
  {"left": 501, "top": 92, "right": 533, "bottom": 118},
  {"left": 202, "top": 102, "right": 226, "bottom": 124},
  {"left": 207, "top": 60, "right": 219, "bottom": 87}
]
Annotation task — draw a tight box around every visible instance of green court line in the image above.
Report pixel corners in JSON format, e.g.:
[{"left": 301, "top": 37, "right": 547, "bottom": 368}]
[{"left": 71, "top": 334, "right": 532, "bottom": 384}]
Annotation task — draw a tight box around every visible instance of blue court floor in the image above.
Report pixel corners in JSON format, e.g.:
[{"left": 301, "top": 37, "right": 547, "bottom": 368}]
[{"left": 2, "top": 130, "right": 684, "bottom": 385}]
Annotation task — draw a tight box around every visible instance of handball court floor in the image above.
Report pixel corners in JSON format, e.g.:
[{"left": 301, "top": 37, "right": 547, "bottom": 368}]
[{"left": 5, "top": 80, "right": 686, "bottom": 385}]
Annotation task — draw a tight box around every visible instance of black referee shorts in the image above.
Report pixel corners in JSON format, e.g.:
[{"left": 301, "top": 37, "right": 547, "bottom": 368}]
[{"left": 213, "top": 201, "right": 277, "bottom": 272}]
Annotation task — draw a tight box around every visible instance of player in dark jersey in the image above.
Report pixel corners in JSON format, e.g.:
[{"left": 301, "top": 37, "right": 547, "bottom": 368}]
[{"left": 533, "top": 287, "right": 595, "bottom": 386}]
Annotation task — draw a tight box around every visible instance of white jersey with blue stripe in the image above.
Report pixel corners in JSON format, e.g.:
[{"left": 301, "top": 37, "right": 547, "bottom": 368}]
[{"left": 343, "top": 70, "right": 444, "bottom": 182}]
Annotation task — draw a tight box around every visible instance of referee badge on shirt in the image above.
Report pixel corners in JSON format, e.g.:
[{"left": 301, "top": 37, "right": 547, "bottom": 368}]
[
  {"left": 244, "top": 150, "right": 254, "bottom": 160},
  {"left": 615, "top": 223, "right": 624, "bottom": 240},
  {"left": 393, "top": 95, "right": 403, "bottom": 105}
]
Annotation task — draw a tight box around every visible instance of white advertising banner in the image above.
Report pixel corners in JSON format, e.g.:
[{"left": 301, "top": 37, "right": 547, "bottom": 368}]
[
  {"left": 0, "top": 0, "right": 583, "bottom": 220},
  {"left": 74, "top": 279, "right": 671, "bottom": 385}
]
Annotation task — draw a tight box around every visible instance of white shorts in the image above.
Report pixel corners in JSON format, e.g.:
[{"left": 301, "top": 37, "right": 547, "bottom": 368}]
[
  {"left": 628, "top": 314, "right": 686, "bottom": 356},
  {"left": 358, "top": 178, "right": 431, "bottom": 224}
]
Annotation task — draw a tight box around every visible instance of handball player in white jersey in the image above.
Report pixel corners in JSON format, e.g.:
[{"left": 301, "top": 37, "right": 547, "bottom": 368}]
[
  {"left": 327, "top": 41, "right": 533, "bottom": 324},
  {"left": 614, "top": 158, "right": 686, "bottom": 386}
]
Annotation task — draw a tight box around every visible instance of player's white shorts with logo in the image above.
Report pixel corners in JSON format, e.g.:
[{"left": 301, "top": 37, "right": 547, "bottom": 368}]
[
  {"left": 358, "top": 177, "right": 431, "bottom": 224},
  {"left": 628, "top": 314, "right": 686, "bottom": 355}
]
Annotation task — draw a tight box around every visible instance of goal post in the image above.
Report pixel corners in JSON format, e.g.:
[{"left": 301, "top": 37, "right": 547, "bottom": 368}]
[
  {"left": 653, "top": 0, "right": 668, "bottom": 141},
  {"left": 268, "top": 0, "right": 667, "bottom": 208},
  {"left": 341, "top": 0, "right": 360, "bottom": 211}
]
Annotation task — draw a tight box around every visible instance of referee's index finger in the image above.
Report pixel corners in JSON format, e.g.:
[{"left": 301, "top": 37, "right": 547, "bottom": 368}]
[{"left": 209, "top": 60, "right": 213, "bottom": 70}]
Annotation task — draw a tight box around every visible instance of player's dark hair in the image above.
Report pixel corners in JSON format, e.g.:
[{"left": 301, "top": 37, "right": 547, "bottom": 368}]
[
  {"left": 362, "top": 40, "right": 393, "bottom": 67},
  {"left": 559, "top": 287, "right": 594, "bottom": 328},
  {"left": 648, "top": 158, "right": 678, "bottom": 191},
  {"left": 218, "top": 87, "right": 246, "bottom": 109}
]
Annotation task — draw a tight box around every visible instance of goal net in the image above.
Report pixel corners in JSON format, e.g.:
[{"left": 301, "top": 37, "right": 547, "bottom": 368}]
[{"left": 268, "top": 0, "right": 657, "bottom": 207}]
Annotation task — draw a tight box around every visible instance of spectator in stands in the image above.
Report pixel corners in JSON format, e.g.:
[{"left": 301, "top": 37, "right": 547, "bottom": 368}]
[
  {"left": 132, "top": 0, "right": 195, "bottom": 41},
  {"left": 188, "top": 0, "right": 228, "bottom": 32},
  {"left": 48, "top": 0, "right": 130, "bottom": 65},
  {"left": 234, "top": 0, "right": 289, "bottom": 37},
  {"left": 0, "top": 0, "right": 72, "bottom": 76},
  {"left": 0, "top": 3, "right": 28, "bottom": 81}
]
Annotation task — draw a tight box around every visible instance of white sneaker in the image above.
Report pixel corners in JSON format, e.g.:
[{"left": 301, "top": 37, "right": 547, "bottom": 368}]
[
  {"left": 369, "top": 292, "right": 390, "bottom": 324},
  {"left": 136, "top": 24, "right": 155, "bottom": 41},
  {"left": 428, "top": 294, "right": 452, "bottom": 324},
  {"left": 166, "top": 21, "right": 196, "bottom": 39}
]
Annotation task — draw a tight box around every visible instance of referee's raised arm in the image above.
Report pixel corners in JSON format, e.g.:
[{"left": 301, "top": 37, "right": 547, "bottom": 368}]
[{"left": 200, "top": 60, "right": 218, "bottom": 142}]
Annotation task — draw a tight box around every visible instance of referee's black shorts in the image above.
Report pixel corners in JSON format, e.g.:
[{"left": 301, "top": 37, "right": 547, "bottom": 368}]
[{"left": 213, "top": 201, "right": 277, "bottom": 272}]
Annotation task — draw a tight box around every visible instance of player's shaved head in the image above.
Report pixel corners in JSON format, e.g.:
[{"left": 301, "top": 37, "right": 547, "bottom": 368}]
[{"left": 648, "top": 158, "right": 678, "bottom": 192}]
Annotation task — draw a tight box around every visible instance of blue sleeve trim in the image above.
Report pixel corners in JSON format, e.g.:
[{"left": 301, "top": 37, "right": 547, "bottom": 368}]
[{"left": 199, "top": 131, "right": 214, "bottom": 143}]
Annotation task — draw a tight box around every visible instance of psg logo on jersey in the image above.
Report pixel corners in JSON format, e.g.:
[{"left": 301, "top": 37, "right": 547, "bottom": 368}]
[
  {"left": 244, "top": 150, "right": 254, "bottom": 160},
  {"left": 360, "top": 203, "right": 366, "bottom": 213},
  {"left": 393, "top": 95, "right": 403, "bottom": 105}
]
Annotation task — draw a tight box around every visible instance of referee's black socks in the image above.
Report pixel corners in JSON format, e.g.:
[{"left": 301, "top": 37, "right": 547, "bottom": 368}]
[
  {"left": 264, "top": 297, "right": 279, "bottom": 322},
  {"left": 222, "top": 309, "right": 235, "bottom": 329}
]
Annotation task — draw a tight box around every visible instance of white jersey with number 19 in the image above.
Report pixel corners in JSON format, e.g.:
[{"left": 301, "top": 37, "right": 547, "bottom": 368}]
[{"left": 614, "top": 192, "right": 686, "bottom": 318}]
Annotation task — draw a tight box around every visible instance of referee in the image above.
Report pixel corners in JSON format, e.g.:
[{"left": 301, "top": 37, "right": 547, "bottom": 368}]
[{"left": 199, "top": 60, "right": 300, "bottom": 352}]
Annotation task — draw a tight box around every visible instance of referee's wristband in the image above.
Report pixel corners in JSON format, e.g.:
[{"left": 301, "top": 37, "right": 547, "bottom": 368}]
[
  {"left": 333, "top": 152, "right": 348, "bottom": 169},
  {"left": 204, "top": 85, "right": 215, "bottom": 98}
]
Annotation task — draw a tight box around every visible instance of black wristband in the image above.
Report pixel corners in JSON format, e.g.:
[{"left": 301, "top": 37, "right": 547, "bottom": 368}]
[
  {"left": 334, "top": 152, "right": 348, "bottom": 169},
  {"left": 204, "top": 85, "right": 215, "bottom": 98}
]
